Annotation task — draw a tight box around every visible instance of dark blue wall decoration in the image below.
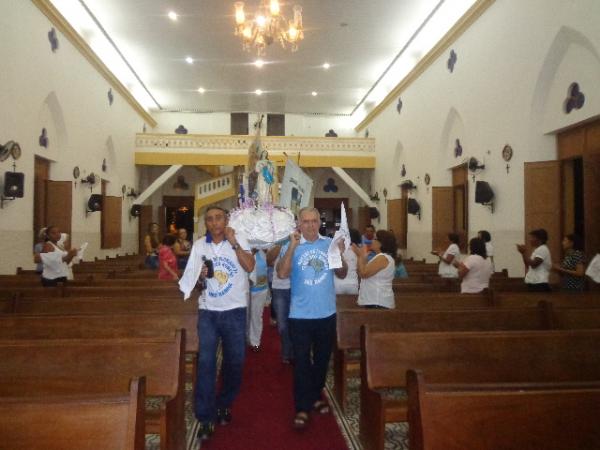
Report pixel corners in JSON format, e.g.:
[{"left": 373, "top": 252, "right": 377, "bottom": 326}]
[
  {"left": 107, "top": 88, "right": 114, "bottom": 106},
  {"left": 48, "top": 28, "right": 59, "bottom": 52},
  {"left": 454, "top": 138, "right": 463, "bottom": 158},
  {"left": 175, "top": 125, "right": 188, "bottom": 134},
  {"left": 39, "top": 128, "right": 49, "bottom": 148},
  {"left": 447, "top": 49, "right": 457, "bottom": 73},
  {"left": 564, "top": 82, "right": 585, "bottom": 114},
  {"left": 396, "top": 98, "right": 403, "bottom": 114},
  {"left": 401, "top": 164, "right": 406, "bottom": 177}
]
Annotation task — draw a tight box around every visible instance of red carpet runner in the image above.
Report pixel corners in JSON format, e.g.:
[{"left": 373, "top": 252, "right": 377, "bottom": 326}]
[{"left": 202, "top": 308, "right": 349, "bottom": 449}]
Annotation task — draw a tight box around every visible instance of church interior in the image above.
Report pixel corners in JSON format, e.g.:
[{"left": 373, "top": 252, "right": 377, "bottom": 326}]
[{"left": 1, "top": 0, "right": 600, "bottom": 449}]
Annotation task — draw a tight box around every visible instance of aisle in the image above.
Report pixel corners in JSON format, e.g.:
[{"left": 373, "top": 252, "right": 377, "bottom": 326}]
[{"left": 193, "top": 307, "right": 350, "bottom": 450}]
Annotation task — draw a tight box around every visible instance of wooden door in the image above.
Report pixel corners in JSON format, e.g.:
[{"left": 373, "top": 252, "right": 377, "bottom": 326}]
[
  {"left": 452, "top": 165, "right": 468, "bottom": 252},
  {"left": 387, "top": 198, "right": 407, "bottom": 249},
  {"left": 45, "top": 181, "right": 72, "bottom": 237},
  {"left": 432, "top": 187, "right": 454, "bottom": 252},
  {"left": 583, "top": 153, "right": 600, "bottom": 255},
  {"left": 524, "top": 161, "right": 561, "bottom": 275},
  {"left": 102, "top": 196, "right": 122, "bottom": 249},
  {"left": 138, "top": 205, "right": 153, "bottom": 254},
  {"left": 33, "top": 157, "right": 50, "bottom": 245}
]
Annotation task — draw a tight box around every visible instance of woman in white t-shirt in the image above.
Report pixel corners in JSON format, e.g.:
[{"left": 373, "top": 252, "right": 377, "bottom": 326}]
[
  {"left": 457, "top": 238, "right": 494, "bottom": 293},
  {"left": 335, "top": 229, "right": 361, "bottom": 295},
  {"left": 353, "top": 230, "right": 396, "bottom": 309},
  {"left": 432, "top": 233, "right": 460, "bottom": 278},
  {"left": 517, "top": 228, "right": 552, "bottom": 292}
]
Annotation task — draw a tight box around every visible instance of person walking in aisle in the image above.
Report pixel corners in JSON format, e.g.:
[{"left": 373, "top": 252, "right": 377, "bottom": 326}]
[
  {"left": 179, "top": 205, "right": 255, "bottom": 441},
  {"left": 247, "top": 248, "right": 269, "bottom": 352},
  {"left": 277, "top": 207, "right": 347, "bottom": 429}
]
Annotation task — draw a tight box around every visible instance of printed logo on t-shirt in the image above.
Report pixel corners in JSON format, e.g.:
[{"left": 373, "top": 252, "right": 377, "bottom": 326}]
[
  {"left": 298, "top": 249, "right": 329, "bottom": 286},
  {"left": 208, "top": 256, "right": 239, "bottom": 298}
]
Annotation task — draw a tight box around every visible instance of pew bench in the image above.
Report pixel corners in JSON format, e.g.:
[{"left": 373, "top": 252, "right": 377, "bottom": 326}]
[
  {"left": 0, "top": 331, "right": 187, "bottom": 450},
  {"left": 407, "top": 370, "right": 600, "bottom": 450},
  {"left": 360, "top": 328, "right": 600, "bottom": 450},
  {"left": 0, "top": 377, "right": 146, "bottom": 450},
  {"left": 333, "top": 305, "right": 549, "bottom": 413}
]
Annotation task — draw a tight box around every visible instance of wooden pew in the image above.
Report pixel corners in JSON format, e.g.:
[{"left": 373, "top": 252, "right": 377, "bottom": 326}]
[
  {"left": 492, "top": 291, "right": 600, "bottom": 308},
  {"left": 0, "top": 312, "right": 198, "bottom": 354},
  {"left": 0, "top": 377, "right": 146, "bottom": 450},
  {"left": 337, "top": 292, "right": 490, "bottom": 311},
  {"left": 360, "top": 328, "right": 600, "bottom": 450},
  {"left": 407, "top": 370, "right": 600, "bottom": 450},
  {"left": 333, "top": 305, "right": 550, "bottom": 413},
  {"left": 0, "top": 332, "right": 187, "bottom": 450},
  {"left": 12, "top": 296, "right": 196, "bottom": 315}
]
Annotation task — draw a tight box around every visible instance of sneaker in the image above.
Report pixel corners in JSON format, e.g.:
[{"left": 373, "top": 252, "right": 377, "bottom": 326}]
[
  {"left": 217, "top": 408, "right": 232, "bottom": 425},
  {"left": 196, "top": 421, "right": 214, "bottom": 441}
]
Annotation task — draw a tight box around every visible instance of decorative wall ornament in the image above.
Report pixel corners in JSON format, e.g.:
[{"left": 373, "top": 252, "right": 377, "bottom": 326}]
[
  {"left": 447, "top": 49, "right": 457, "bottom": 73},
  {"left": 175, "top": 125, "right": 188, "bottom": 134},
  {"left": 39, "top": 128, "right": 49, "bottom": 148},
  {"left": 323, "top": 177, "right": 338, "bottom": 193},
  {"left": 325, "top": 129, "right": 338, "bottom": 137},
  {"left": 424, "top": 173, "right": 431, "bottom": 185},
  {"left": 72, "top": 166, "right": 80, "bottom": 179},
  {"left": 102, "top": 158, "right": 107, "bottom": 172},
  {"left": 48, "top": 28, "right": 59, "bottom": 52},
  {"left": 401, "top": 164, "right": 406, "bottom": 177},
  {"left": 454, "top": 138, "right": 463, "bottom": 158},
  {"left": 107, "top": 88, "right": 114, "bottom": 106},
  {"left": 364, "top": 129, "right": 369, "bottom": 138},
  {"left": 502, "top": 145, "right": 513, "bottom": 162},
  {"left": 564, "top": 82, "right": 585, "bottom": 114},
  {"left": 396, "top": 98, "right": 403, "bottom": 114}
]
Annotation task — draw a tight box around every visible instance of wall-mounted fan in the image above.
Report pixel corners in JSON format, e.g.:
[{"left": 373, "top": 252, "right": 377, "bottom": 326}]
[
  {"left": 468, "top": 157, "right": 485, "bottom": 172},
  {"left": 399, "top": 180, "right": 417, "bottom": 191},
  {"left": 80, "top": 172, "right": 98, "bottom": 191}
]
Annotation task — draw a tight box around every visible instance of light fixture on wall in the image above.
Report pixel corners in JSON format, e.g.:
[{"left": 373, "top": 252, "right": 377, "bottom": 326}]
[
  {"left": 126, "top": 187, "right": 139, "bottom": 198},
  {"left": 234, "top": 1, "right": 304, "bottom": 56}
]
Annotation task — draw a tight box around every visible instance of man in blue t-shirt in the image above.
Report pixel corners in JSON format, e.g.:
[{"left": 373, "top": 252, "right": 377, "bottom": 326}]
[{"left": 277, "top": 207, "right": 347, "bottom": 429}]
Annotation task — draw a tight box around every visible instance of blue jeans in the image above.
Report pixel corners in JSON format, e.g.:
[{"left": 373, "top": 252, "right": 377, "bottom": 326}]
[
  {"left": 145, "top": 255, "right": 158, "bottom": 270},
  {"left": 271, "top": 288, "right": 293, "bottom": 360},
  {"left": 288, "top": 314, "right": 336, "bottom": 413},
  {"left": 195, "top": 307, "right": 247, "bottom": 422}
]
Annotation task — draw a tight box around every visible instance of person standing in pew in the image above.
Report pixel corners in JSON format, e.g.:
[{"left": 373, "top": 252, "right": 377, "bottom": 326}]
[
  {"left": 178, "top": 205, "right": 255, "bottom": 441},
  {"left": 432, "top": 233, "right": 460, "bottom": 278},
  {"left": 158, "top": 234, "right": 179, "bottom": 281},
  {"left": 34, "top": 225, "right": 78, "bottom": 287},
  {"left": 353, "top": 230, "right": 397, "bottom": 309},
  {"left": 552, "top": 234, "right": 586, "bottom": 291},
  {"left": 277, "top": 207, "right": 347, "bottom": 430},
  {"left": 455, "top": 237, "right": 493, "bottom": 293},
  {"left": 517, "top": 228, "right": 552, "bottom": 292}
]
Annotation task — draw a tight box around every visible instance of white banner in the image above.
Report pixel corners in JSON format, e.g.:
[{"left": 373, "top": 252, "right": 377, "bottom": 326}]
[{"left": 279, "top": 159, "right": 313, "bottom": 217}]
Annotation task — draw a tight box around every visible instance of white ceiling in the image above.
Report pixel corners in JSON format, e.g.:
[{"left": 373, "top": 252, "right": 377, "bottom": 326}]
[{"left": 56, "top": 0, "right": 466, "bottom": 116}]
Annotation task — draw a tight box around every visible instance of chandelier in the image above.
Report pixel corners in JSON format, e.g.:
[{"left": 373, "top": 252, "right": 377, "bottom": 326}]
[{"left": 234, "top": 1, "right": 304, "bottom": 56}]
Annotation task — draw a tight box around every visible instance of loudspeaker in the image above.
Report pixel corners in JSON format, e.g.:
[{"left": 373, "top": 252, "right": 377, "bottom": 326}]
[
  {"left": 87, "top": 194, "right": 102, "bottom": 212},
  {"left": 369, "top": 207, "right": 380, "bottom": 219},
  {"left": 475, "top": 181, "right": 494, "bottom": 204},
  {"left": 3, "top": 172, "right": 24, "bottom": 198},
  {"left": 130, "top": 204, "right": 141, "bottom": 217},
  {"left": 407, "top": 198, "right": 420, "bottom": 215}
]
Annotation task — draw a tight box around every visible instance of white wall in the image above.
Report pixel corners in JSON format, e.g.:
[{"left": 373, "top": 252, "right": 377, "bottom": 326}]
[
  {"left": 366, "top": 0, "right": 600, "bottom": 275},
  {"left": 0, "top": 1, "right": 150, "bottom": 274},
  {"left": 151, "top": 111, "right": 355, "bottom": 137}
]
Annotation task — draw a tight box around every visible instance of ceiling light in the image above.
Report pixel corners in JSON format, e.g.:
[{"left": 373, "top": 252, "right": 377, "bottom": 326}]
[
  {"left": 311, "top": 91, "right": 317, "bottom": 96},
  {"left": 234, "top": 1, "right": 304, "bottom": 56},
  {"left": 254, "top": 59, "right": 265, "bottom": 68},
  {"left": 167, "top": 11, "right": 178, "bottom": 21},
  {"left": 197, "top": 87, "right": 205, "bottom": 93},
  {"left": 185, "top": 56, "right": 194, "bottom": 64},
  {"left": 322, "top": 62, "right": 331, "bottom": 70},
  {"left": 255, "top": 89, "right": 263, "bottom": 96}
]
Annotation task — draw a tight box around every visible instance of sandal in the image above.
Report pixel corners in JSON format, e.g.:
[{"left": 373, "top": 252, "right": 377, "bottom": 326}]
[
  {"left": 293, "top": 412, "right": 309, "bottom": 429},
  {"left": 312, "top": 400, "right": 330, "bottom": 415}
]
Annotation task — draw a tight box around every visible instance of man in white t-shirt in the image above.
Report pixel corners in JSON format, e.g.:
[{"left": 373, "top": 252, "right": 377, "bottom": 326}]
[
  {"left": 179, "top": 206, "right": 255, "bottom": 441},
  {"left": 517, "top": 228, "right": 552, "bottom": 292}
]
